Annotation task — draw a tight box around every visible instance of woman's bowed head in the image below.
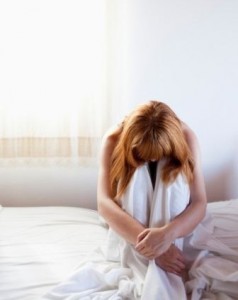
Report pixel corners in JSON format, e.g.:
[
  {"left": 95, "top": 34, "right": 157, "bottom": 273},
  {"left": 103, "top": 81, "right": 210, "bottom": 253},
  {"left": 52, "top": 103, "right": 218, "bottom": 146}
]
[
  {"left": 110, "top": 101, "right": 194, "bottom": 200},
  {"left": 97, "top": 100, "right": 207, "bottom": 276}
]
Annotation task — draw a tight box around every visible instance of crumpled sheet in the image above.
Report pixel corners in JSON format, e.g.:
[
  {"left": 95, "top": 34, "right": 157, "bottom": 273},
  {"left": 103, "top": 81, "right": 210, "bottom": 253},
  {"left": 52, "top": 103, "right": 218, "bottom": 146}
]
[{"left": 185, "top": 200, "right": 238, "bottom": 300}]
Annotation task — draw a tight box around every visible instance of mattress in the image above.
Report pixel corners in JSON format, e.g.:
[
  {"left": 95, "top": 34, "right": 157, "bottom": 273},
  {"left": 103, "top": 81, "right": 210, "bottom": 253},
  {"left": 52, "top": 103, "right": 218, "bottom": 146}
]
[{"left": 0, "top": 206, "right": 108, "bottom": 300}]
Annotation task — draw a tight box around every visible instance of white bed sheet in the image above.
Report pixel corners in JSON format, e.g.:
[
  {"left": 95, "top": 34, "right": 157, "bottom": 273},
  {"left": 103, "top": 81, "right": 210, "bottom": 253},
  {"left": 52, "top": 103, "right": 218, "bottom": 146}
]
[
  {"left": 185, "top": 199, "right": 238, "bottom": 299},
  {"left": 0, "top": 206, "right": 108, "bottom": 300}
]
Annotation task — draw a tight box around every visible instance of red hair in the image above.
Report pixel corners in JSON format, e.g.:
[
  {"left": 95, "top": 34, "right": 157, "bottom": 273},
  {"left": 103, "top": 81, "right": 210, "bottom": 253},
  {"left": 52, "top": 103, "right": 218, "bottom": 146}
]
[{"left": 110, "top": 101, "right": 194, "bottom": 198}]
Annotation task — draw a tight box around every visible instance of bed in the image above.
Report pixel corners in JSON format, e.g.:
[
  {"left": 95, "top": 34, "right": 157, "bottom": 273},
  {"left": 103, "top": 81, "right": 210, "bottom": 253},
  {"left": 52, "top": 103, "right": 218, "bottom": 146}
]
[
  {"left": 0, "top": 201, "right": 238, "bottom": 300},
  {"left": 0, "top": 206, "right": 108, "bottom": 300}
]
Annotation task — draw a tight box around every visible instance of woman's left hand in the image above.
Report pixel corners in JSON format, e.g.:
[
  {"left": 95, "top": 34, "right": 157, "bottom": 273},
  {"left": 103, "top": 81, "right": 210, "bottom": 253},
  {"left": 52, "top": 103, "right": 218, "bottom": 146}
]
[
  {"left": 135, "top": 226, "right": 173, "bottom": 259},
  {"left": 155, "top": 244, "right": 186, "bottom": 276}
]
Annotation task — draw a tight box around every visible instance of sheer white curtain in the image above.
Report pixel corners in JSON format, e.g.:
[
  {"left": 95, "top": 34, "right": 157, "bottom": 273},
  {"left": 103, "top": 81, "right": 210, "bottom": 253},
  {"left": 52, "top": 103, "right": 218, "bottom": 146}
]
[{"left": 0, "top": 0, "right": 109, "bottom": 164}]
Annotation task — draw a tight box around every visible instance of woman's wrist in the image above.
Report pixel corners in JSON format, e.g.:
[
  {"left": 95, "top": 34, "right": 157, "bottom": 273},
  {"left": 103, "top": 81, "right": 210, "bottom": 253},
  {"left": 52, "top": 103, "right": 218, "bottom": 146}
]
[{"left": 164, "top": 222, "right": 179, "bottom": 242}]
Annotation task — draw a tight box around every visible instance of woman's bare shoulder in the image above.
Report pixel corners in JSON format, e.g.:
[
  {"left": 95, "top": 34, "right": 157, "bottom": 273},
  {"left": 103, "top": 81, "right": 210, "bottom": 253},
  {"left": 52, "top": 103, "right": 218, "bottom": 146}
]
[
  {"left": 103, "top": 125, "right": 121, "bottom": 143},
  {"left": 181, "top": 122, "right": 202, "bottom": 164},
  {"left": 181, "top": 122, "right": 199, "bottom": 148},
  {"left": 100, "top": 125, "right": 121, "bottom": 157}
]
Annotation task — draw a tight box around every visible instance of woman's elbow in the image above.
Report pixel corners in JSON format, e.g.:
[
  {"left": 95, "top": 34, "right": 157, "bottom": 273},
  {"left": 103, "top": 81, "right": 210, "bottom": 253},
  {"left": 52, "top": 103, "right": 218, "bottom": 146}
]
[
  {"left": 198, "top": 197, "right": 207, "bottom": 220},
  {"left": 97, "top": 196, "right": 105, "bottom": 216},
  {"left": 202, "top": 201, "right": 207, "bottom": 217},
  {"left": 97, "top": 195, "right": 111, "bottom": 219}
]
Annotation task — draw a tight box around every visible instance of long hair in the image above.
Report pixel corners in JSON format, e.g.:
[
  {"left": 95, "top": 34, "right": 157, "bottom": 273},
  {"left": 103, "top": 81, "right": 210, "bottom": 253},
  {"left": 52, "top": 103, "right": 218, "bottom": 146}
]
[{"left": 110, "top": 101, "right": 194, "bottom": 199}]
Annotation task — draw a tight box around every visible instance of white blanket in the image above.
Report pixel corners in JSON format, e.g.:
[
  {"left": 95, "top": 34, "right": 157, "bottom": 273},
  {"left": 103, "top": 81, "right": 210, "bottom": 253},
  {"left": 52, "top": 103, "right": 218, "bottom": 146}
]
[
  {"left": 185, "top": 200, "right": 238, "bottom": 299},
  {"left": 43, "top": 160, "right": 190, "bottom": 300}
]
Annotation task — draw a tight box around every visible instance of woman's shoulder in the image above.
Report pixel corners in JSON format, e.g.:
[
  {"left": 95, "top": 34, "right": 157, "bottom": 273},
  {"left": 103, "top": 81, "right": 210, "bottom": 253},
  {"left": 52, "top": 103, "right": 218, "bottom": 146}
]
[
  {"left": 101, "top": 124, "right": 121, "bottom": 155},
  {"left": 181, "top": 122, "right": 201, "bottom": 165},
  {"left": 181, "top": 122, "right": 198, "bottom": 144},
  {"left": 181, "top": 122, "right": 200, "bottom": 157},
  {"left": 103, "top": 124, "right": 121, "bottom": 142}
]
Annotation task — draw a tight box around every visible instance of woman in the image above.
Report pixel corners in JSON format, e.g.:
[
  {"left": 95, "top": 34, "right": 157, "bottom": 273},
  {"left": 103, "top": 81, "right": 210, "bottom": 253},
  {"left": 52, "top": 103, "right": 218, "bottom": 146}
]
[
  {"left": 45, "top": 100, "right": 207, "bottom": 300},
  {"left": 97, "top": 100, "right": 207, "bottom": 296}
]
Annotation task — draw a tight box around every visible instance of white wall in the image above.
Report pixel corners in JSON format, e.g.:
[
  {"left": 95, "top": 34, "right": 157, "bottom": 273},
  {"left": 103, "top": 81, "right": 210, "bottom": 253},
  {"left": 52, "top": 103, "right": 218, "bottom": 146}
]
[
  {"left": 0, "top": 164, "right": 98, "bottom": 209},
  {"left": 109, "top": 0, "right": 238, "bottom": 201}
]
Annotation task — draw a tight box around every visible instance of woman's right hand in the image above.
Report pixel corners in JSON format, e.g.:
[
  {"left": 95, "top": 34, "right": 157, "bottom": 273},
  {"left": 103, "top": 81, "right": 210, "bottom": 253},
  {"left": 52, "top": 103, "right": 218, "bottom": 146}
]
[
  {"left": 135, "top": 225, "right": 174, "bottom": 258},
  {"left": 155, "top": 244, "right": 186, "bottom": 276}
]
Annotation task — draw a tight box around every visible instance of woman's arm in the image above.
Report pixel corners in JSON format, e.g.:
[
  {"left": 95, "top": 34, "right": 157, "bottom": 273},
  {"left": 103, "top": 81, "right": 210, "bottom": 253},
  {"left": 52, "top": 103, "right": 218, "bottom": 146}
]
[
  {"left": 97, "top": 128, "right": 145, "bottom": 245},
  {"left": 135, "top": 126, "right": 207, "bottom": 257},
  {"left": 167, "top": 125, "right": 207, "bottom": 238}
]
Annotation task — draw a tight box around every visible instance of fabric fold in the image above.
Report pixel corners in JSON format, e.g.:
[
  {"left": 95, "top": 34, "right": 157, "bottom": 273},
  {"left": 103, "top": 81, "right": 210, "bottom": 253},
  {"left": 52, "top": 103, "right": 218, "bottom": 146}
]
[{"left": 185, "top": 200, "right": 238, "bottom": 299}]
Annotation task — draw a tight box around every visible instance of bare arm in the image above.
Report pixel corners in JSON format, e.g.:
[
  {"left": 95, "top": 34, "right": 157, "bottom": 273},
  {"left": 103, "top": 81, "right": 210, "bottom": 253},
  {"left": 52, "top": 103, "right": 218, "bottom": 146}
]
[
  {"left": 167, "top": 125, "right": 207, "bottom": 240},
  {"left": 97, "top": 128, "right": 145, "bottom": 245}
]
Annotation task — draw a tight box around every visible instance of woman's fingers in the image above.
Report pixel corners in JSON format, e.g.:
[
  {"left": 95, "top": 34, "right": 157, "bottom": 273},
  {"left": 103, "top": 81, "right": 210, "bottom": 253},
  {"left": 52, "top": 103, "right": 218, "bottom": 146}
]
[
  {"left": 135, "top": 241, "right": 160, "bottom": 260},
  {"left": 157, "top": 260, "right": 184, "bottom": 275},
  {"left": 137, "top": 229, "right": 149, "bottom": 243},
  {"left": 154, "top": 244, "right": 187, "bottom": 276},
  {"left": 136, "top": 245, "right": 154, "bottom": 258},
  {"left": 173, "top": 247, "right": 186, "bottom": 263},
  {"left": 166, "top": 267, "right": 181, "bottom": 277},
  {"left": 135, "top": 242, "right": 143, "bottom": 251},
  {"left": 168, "top": 260, "right": 185, "bottom": 272},
  {"left": 173, "top": 260, "right": 186, "bottom": 270},
  {"left": 135, "top": 237, "right": 148, "bottom": 251},
  {"left": 159, "top": 258, "right": 184, "bottom": 270}
]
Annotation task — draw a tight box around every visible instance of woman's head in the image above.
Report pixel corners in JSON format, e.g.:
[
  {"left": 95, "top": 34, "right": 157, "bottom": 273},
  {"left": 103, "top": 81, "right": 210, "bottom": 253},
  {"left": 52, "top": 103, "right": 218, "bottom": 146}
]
[
  {"left": 110, "top": 101, "right": 194, "bottom": 198},
  {"left": 121, "top": 101, "right": 185, "bottom": 166}
]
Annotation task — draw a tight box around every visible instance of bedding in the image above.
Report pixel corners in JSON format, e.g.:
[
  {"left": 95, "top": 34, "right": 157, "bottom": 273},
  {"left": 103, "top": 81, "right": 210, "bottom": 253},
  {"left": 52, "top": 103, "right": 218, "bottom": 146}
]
[
  {"left": 0, "top": 206, "right": 108, "bottom": 300},
  {"left": 0, "top": 200, "right": 238, "bottom": 299},
  {"left": 185, "top": 199, "right": 238, "bottom": 299}
]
